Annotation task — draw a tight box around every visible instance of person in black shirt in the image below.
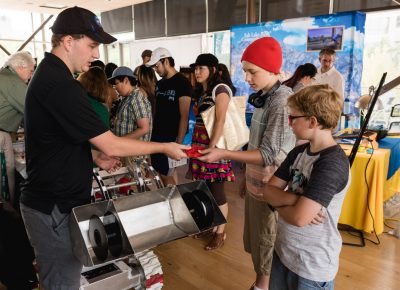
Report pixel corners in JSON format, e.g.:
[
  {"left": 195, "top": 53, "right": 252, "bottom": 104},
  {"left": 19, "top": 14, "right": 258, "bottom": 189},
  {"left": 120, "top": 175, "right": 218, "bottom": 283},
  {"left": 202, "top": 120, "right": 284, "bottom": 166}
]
[
  {"left": 20, "top": 7, "right": 188, "bottom": 290},
  {"left": 133, "top": 49, "right": 152, "bottom": 77},
  {"left": 146, "top": 47, "right": 192, "bottom": 185}
]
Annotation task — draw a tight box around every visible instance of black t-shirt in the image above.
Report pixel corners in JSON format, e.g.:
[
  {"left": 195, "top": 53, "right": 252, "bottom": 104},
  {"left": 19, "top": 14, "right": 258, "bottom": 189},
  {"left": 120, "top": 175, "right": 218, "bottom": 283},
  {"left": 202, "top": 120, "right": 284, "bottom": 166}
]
[
  {"left": 21, "top": 52, "right": 108, "bottom": 214},
  {"left": 152, "top": 72, "right": 192, "bottom": 137}
]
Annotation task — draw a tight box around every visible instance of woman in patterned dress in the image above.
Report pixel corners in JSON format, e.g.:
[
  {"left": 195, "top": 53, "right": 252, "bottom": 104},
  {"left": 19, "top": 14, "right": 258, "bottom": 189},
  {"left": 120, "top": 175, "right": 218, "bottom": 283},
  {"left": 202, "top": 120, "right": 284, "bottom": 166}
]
[{"left": 189, "top": 53, "right": 235, "bottom": 250}]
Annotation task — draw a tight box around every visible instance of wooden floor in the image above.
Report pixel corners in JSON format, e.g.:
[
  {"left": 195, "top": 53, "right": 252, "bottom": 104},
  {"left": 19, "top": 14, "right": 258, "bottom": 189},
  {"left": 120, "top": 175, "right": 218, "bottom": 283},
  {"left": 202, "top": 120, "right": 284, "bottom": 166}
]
[
  {"left": 2, "top": 164, "right": 399, "bottom": 290},
  {"left": 155, "top": 164, "right": 400, "bottom": 290}
]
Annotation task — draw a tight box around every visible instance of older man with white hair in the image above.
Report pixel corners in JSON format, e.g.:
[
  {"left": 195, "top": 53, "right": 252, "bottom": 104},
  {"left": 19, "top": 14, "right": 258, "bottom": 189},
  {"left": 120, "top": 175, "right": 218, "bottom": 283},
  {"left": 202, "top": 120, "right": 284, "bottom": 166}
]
[{"left": 0, "top": 51, "right": 35, "bottom": 203}]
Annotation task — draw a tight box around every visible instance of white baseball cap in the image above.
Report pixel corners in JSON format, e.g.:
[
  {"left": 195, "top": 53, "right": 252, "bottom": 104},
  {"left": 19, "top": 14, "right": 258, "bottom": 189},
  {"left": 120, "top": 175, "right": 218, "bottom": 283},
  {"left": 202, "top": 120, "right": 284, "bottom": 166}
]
[{"left": 145, "top": 47, "right": 172, "bottom": 67}]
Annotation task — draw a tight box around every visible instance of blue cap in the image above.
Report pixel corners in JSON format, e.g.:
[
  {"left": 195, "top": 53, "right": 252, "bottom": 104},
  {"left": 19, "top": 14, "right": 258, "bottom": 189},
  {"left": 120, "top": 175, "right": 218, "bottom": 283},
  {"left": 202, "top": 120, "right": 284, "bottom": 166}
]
[{"left": 107, "top": 66, "right": 136, "bottom": 85}]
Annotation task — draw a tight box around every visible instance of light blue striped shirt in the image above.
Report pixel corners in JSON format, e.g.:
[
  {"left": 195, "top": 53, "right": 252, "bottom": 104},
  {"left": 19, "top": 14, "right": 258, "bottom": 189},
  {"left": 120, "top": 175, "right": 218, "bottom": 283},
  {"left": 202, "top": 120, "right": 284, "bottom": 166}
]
[{"left": 113, "top": 88, "right": 152, "bottom": 142}]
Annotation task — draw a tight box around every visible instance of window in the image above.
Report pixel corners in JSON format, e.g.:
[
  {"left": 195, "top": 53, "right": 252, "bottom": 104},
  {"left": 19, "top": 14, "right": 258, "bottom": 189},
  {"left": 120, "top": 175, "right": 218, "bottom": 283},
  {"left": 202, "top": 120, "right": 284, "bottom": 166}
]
[
  {"left": 208, "top": 0, "right": 247, "bottom": 32},
  {"left": 101, "top": 6, "right": 133, "bottom": 34},
  {"left": 134, "top": 0, "right": 165, "bottom": 39},
  {"left": 107, "top": 43, "right": 121, "bottom": 66},
  {"left": 166, "top": 0, "right": 206, "bottom": 36},
  {"left": 260, "top": 0, "right": 329, "bottom": 22}
]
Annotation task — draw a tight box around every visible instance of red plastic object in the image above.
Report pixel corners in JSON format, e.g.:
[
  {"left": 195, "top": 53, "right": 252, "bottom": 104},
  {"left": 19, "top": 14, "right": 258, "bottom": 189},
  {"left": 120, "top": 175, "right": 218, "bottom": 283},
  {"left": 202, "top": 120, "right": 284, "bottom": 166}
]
[
  {"left": 118, "top": 177, "right": 131, "bottom": 195},
  {"left": 185, "top": 145, "right": 204, "bottom": 158},
  {"left": 146, "top": 273, "right": 164, "bottom": 288}
]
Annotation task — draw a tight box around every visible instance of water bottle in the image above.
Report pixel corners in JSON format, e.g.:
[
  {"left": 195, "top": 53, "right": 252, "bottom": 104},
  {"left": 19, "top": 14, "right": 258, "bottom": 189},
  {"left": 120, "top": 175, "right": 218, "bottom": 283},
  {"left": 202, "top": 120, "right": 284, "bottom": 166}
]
[
  {"left": 344, "top": 114, "right": 350, "bottom": 129},
  {"left": 343, "top": 96, "right": 351, "bottom": 115},
  {"left": 340, "top": 114, "right": 346, "bottom": 130},
  {"left": 0, "top": 151, "right": 10, "bottom": 201}
]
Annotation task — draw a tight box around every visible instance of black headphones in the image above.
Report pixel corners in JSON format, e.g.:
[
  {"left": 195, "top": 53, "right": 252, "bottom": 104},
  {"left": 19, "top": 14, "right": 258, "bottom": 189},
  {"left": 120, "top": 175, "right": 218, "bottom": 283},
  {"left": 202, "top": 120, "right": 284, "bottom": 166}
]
[{"left": 248, "top": 81, "right": 281, "bottom": 108}]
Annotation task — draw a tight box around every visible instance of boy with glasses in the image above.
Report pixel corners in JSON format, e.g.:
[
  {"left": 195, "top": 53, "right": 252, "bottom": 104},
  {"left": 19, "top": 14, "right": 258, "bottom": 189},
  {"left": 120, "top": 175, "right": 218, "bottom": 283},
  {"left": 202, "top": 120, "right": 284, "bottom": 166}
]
[{"left": 257, "top": 84, "right": 350, "bottom": 290}]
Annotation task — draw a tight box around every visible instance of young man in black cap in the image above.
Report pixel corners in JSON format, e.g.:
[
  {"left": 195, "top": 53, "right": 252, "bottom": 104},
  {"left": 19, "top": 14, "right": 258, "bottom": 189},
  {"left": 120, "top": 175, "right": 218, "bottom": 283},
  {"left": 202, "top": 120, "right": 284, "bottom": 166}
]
[{"left": 20, "top": 6, "right": 187, "bottom": 290}]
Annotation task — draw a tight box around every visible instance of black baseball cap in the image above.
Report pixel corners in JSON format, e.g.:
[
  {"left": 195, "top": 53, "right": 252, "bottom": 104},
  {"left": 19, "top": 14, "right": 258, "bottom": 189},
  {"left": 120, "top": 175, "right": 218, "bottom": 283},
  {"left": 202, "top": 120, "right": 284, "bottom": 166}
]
[
  {"left": 51, "top": 6, "right": 117, "bottom": 44},
  {"left": 190, "top": 53, "right": 219, "bottom": 68}
]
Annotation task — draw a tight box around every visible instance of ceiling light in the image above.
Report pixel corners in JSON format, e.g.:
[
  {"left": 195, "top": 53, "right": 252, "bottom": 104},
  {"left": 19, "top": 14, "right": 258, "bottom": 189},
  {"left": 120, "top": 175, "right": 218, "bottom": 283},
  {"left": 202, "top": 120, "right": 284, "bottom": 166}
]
[{"left": 39, "top": 4, "right": 68, "bottom": 9}]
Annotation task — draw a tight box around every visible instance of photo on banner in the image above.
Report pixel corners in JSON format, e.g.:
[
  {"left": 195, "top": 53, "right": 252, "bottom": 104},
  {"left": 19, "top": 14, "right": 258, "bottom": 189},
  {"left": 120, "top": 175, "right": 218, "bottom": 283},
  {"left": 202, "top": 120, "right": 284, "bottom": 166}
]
[{"left": 307, "top": 26, "right": 344, "bottom": 51}]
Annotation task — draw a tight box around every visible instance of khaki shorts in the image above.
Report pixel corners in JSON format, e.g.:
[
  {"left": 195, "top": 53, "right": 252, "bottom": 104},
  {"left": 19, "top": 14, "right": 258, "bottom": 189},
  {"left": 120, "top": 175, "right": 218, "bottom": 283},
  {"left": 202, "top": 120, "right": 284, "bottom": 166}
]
[{"left": 243, "top": 193, "right": 278, "bottom": 276}]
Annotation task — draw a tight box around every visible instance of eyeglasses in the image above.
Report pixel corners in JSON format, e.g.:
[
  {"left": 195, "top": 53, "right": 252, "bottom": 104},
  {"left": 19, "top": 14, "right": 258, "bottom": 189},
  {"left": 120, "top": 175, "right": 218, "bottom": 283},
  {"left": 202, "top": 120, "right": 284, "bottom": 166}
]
[
  {"left": 152, "top": 58, "right": 165, "bottom": 69},
  {"left": 288, "top": 115, "right": 309, "bottom": 124},
  {"left": 112, "top": 80, "right": 121, "bottom": 89}
]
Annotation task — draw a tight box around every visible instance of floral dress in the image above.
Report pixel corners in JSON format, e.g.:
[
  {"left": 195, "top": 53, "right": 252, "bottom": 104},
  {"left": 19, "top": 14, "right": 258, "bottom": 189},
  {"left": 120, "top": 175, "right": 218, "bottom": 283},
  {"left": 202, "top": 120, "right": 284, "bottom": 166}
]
[{"left": 189, "top": 86, "right": 235, "bottom": 182}]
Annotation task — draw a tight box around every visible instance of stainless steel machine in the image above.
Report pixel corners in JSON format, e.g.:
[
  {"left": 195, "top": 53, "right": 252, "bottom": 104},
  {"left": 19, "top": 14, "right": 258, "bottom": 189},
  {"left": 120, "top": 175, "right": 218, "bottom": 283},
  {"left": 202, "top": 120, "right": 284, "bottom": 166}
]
[{"left": 70, "top": 160, "right": 226, "bottom": 290}]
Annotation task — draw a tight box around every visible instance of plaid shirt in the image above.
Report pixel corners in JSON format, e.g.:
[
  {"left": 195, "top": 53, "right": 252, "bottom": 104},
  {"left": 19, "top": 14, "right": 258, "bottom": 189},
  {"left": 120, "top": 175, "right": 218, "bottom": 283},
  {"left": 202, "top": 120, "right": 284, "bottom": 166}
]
[
  {"left": 113, "top": 88, "right": 152, "bottom": 141},
  {"left": 246, "top": 85, "right": 296, "bottom": 195}
]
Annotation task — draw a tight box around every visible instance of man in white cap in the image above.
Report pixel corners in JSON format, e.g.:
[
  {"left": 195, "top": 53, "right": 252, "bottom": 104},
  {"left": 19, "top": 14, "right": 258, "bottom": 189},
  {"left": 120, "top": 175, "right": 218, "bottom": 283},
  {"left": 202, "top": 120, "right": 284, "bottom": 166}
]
[
  {"left": 146, "top": 47, "right": 192, "bottom": 185},
  {"left": 20, "top": 7, "right": 187, "bottom": 290}
]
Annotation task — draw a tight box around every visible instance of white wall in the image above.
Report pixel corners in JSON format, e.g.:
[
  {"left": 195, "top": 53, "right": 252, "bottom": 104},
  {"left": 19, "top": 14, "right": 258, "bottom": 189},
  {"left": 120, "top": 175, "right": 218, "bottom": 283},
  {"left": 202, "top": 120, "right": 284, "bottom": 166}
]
[{"left": 129, "top": 33, "right": 214, "bottom": 71}]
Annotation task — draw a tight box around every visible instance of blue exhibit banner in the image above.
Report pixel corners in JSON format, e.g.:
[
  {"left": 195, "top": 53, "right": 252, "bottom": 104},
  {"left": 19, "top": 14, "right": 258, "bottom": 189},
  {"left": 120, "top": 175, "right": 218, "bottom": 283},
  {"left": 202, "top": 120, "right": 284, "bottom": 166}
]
[{"left": 230, "top": 11, "right": 366, "bottom": 114}]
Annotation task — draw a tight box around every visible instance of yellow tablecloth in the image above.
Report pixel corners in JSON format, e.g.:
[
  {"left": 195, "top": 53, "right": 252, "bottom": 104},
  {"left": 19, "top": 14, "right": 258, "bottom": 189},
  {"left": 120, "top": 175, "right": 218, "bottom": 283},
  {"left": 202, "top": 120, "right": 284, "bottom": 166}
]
[
  {"left": 381, "top": 136, "right": 400, "bottom": 201},
  {"left": 339, "top": 145, "right": 391, "bottom": 234}
]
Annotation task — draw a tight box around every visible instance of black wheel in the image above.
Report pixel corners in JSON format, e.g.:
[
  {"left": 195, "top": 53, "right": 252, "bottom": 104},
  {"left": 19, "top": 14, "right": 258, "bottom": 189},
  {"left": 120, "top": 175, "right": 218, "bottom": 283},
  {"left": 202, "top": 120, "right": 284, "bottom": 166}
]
[
  {"left": 192, "top": 189, "right": 214, "bottom": 229},
  {"left": 89, "top": 215, "right": 109, "bottom": 261},
  {"left": 182, "top": 189, "right": 214, "bottom": 230},
  {"left": 103, "top": 211, "right": 123, "bottom": 258}
]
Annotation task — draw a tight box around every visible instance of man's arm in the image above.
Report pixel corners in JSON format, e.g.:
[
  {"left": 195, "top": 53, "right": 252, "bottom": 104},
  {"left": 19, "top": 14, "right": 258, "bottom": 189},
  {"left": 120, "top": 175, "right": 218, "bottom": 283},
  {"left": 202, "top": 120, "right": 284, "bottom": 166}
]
[
  {"left": 199, "top": 95, "right": 291, "bottom": 167},
  {"left": 124, "top": 118, "right": 150, "bottom": 140},
  {"left": 176, "top": 96, "right": 191, "bottom": 144},
  {"left": 91, "top": 150, "right": 121, "bottom": 171},
  {"left": 198, "top": 147, "right": 265, "bottom": 166},
  {"left": 90, "top": 131, "right": 188, "bottom": 160},
  {"left": 253, "top": 176, "right": 323, "bottom": 227},
  {"left": 248, "top": 175, "right": 299, "bottom": 207}
]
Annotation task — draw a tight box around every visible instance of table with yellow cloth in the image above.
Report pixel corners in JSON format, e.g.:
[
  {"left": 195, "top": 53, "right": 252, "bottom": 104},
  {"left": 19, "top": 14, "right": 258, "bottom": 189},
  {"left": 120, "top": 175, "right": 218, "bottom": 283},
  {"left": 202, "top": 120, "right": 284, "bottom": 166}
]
[
  {"left": 379, "top": 136, "right": 400, "bottom": 201},
  {"left": 339, "top": 144, "right": 391, "bottom": 234}
]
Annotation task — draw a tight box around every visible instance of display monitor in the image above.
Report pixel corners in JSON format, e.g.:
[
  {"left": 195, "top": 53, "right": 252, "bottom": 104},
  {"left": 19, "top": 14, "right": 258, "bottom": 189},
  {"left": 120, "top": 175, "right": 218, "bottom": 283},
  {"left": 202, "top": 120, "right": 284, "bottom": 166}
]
[{"left": 307, "top": 26, "right": 344, "bottom": 51}]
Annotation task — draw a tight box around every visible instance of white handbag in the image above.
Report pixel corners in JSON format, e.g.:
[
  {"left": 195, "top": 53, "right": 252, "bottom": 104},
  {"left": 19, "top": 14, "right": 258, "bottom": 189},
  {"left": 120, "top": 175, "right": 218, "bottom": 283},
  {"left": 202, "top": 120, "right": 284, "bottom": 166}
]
[{"left": 200, "top": 84, "right": 250, "bottom": 151}]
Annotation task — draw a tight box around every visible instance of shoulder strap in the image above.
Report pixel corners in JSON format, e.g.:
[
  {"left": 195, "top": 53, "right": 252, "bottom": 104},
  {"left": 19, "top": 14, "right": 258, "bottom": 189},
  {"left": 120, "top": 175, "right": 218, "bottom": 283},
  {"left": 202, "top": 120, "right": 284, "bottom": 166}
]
[{"left": 211, "top": 83, "right": 233, "bottom": 101}]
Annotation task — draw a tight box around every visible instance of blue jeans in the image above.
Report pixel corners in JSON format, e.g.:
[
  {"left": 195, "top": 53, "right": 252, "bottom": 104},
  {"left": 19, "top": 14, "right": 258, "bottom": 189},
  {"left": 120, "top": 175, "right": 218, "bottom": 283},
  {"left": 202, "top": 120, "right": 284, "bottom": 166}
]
[{"left": 270, "top": 251, "right": 335, "bottom": 290}]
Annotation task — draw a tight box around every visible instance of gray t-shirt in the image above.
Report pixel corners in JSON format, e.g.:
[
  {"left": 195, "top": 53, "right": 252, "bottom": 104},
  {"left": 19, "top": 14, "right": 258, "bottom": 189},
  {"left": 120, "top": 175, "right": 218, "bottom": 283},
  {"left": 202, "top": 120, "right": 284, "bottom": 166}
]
[
  {"left": 274, "top": 143, "right": 351, "bottom": 282},
  {"left": 246, "top": 85, "right": 296, "bottom": 195},
  {"left": 292, "top": 82, "right": 305, "bottom": 93}
]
